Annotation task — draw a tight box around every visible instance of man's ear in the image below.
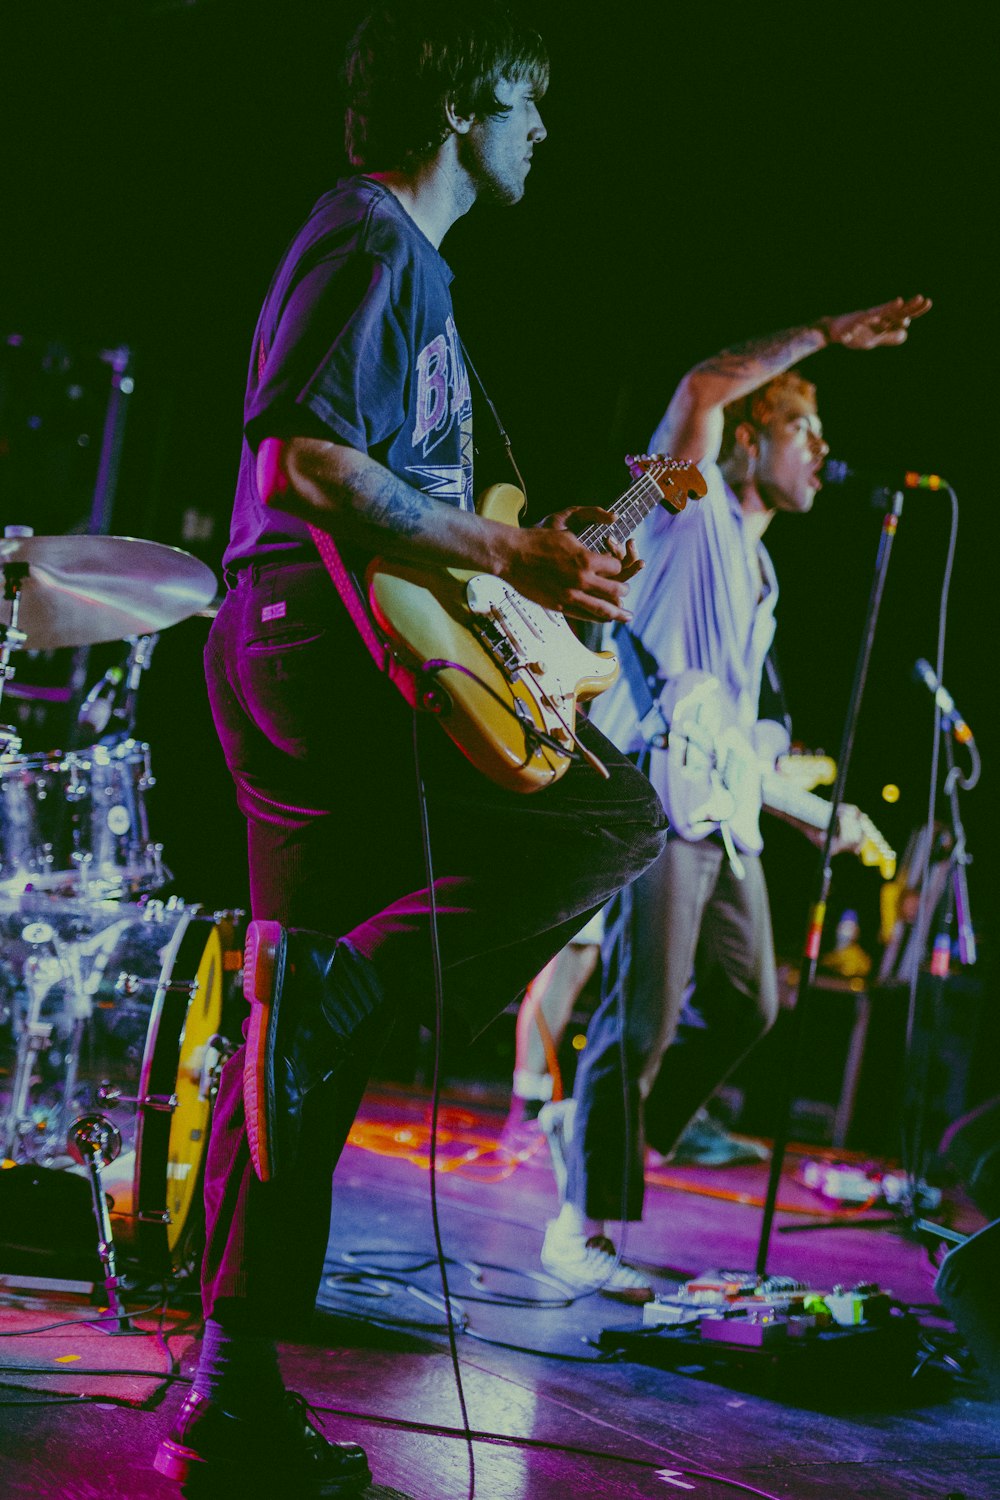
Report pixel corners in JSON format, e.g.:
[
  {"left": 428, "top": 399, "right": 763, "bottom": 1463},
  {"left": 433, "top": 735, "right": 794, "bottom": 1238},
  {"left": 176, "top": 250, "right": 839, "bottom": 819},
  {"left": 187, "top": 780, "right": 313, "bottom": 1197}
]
[
  {"left": 734, "top": 420, "right": 759, "bottom": 458},
  {"left": 444, "top": 96, "right": 474, "bottom": 135}
]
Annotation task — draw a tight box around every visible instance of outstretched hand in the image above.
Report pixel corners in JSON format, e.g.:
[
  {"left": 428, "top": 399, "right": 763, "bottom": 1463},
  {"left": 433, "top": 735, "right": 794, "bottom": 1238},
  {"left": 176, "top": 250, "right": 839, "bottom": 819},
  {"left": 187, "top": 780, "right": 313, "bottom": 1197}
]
[{"left": 824, "top": 295, "right": 932, "bottom": 350}]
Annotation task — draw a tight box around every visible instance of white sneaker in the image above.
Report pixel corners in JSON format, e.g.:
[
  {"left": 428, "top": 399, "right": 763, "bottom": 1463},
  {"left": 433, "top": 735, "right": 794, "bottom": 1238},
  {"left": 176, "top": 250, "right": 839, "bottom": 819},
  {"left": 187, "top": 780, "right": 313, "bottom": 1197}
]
[{"left": 541, "top": 1219, "right": 653, "bottom": 1304}]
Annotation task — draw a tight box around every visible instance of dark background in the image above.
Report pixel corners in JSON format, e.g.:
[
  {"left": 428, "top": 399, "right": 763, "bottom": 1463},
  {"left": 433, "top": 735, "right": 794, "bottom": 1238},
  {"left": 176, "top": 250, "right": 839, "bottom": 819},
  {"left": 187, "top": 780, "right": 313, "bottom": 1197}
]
[{"left": 1, "top": 0, "right": 995, "bottom": 975}]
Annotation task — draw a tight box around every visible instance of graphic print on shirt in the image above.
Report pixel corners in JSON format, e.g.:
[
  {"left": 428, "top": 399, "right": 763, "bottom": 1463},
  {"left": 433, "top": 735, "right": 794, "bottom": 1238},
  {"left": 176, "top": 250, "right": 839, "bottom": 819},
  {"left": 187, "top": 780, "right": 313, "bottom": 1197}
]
[{"left": 410, "top": 315, "right": 474, "bottom": 510}]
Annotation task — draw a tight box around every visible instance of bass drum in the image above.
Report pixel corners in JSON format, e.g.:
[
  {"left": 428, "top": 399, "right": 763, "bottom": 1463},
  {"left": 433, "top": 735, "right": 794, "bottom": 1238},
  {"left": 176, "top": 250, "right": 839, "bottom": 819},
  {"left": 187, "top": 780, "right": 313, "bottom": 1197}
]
[{"left": 0, "top": 895, "right": 245, "bottom": 1278}]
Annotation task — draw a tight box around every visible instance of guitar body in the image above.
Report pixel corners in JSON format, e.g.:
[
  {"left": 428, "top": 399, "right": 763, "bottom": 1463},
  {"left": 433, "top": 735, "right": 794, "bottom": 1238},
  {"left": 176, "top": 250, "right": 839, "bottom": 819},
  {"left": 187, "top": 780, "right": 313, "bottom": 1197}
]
[
  {"left": 660, "top": 670, "right": 896, "bottom": 877},
  {"left": 367, "top": 484, "right": 619, "bottom": 793},
  {"left": 659, "top": 671, "right": 775, "bottom": 850}
]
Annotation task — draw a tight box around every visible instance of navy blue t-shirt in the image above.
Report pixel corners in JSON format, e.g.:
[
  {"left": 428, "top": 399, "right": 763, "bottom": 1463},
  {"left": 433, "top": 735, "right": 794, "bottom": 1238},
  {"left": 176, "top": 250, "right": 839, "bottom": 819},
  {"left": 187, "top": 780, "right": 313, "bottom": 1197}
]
[{"left": 224, "top": 176, "right": 474, "bottom": 570}]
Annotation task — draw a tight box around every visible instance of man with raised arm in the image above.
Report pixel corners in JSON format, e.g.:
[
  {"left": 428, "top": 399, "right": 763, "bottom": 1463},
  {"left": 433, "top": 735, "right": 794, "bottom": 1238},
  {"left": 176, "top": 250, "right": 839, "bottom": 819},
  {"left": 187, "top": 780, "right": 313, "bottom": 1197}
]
[
  {"left": 153, "top": 5, "right": 667, "bottom": 1493},
  {"left": 539, "top": 296, "right": 931, "bottom": 1300}
]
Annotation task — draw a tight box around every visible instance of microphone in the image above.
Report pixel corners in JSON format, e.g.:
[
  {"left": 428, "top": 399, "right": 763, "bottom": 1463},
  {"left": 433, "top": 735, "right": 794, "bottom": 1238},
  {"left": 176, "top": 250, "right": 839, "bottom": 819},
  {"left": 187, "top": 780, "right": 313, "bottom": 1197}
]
[
  {"left": 913, "top": 659, "right": 974, "bottom": 743},
  {"left": 78, "top": 665, "right": 125, "bottom": 735},
  {"left": 824, "top": 459, "right": 950, "bottom": 492}
]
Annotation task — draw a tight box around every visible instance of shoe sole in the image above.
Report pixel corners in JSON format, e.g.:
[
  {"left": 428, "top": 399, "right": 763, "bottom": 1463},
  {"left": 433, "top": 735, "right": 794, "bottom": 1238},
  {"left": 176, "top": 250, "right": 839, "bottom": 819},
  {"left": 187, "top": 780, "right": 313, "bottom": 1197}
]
[
  {"left": 154, "top": 1438, "right": 372, "bottom": 1496},
  {"left": 541, "top": 1260, "right": 654, "bottom": 1305},
  {"left": 243, "top": 919, "right": 286, "bottom": 1184}
]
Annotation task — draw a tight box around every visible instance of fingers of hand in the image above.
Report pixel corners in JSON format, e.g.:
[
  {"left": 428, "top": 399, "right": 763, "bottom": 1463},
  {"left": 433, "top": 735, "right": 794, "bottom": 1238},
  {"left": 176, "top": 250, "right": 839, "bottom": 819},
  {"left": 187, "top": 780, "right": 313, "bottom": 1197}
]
[
  {"left": 566, "top": 593, "right": 632, "bottom": 624},
  {"left": 868, "top": 294, "right": 932, "bottom": 340}
]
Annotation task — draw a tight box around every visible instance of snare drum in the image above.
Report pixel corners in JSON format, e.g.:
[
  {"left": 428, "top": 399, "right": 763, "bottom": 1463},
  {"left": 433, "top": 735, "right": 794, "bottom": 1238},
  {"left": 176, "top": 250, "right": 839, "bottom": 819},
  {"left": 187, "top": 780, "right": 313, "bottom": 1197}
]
[
  {"left": 0, "top": 738, "right": 167, "bottom": 899},
  {"left": 0, "top": 895, "right": 244, "bottom": 1275}
]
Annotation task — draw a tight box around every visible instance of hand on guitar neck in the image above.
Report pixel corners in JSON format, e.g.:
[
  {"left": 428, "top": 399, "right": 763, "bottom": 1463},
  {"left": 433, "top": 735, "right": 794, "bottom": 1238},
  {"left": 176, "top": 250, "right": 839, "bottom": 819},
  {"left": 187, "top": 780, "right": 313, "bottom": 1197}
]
[{"left": 769, "top": 798, "right": 867, "bottom": 858}]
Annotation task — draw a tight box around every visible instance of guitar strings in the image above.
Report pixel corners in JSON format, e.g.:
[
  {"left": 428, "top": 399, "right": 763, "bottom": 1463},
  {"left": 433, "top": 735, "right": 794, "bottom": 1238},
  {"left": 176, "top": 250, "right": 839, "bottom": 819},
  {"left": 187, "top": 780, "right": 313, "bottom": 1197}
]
[{"left": 575, "top": 471, "right": 667, "bottom": 551}]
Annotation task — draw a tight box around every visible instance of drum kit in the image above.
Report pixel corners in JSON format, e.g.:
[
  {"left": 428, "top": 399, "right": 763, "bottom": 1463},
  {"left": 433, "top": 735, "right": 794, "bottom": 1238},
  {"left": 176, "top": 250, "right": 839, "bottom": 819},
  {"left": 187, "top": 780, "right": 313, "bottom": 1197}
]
[{"left": 0, "top": 529, "right": 245, "bottom": 1310}]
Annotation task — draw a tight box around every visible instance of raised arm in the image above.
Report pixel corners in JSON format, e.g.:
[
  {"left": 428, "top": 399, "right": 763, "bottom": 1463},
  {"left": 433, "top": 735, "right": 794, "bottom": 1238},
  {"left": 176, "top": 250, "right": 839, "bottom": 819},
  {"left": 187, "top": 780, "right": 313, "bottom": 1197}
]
[
  {"left": 650, "top": 295, "right": 932, "bottom": 466},
  {"left": 258, "top": 434, "right": 637, "bottom": 624}
]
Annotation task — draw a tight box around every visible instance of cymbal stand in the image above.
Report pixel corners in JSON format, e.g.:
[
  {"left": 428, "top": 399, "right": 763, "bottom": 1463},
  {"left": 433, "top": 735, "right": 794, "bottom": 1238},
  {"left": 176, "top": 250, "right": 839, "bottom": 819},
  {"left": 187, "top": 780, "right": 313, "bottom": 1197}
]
[
  {"left": 755, "top": 489, "right": 905, "bottom": 1277},
  {"left": 68, "top": 1114, "right": 135, "bottom": 1334},
  {"left": 897, "top": 721, "right": 978, "bottom": 1221},
  {"left": 121, "top": 632, "right": 158, "bottom": 738}
]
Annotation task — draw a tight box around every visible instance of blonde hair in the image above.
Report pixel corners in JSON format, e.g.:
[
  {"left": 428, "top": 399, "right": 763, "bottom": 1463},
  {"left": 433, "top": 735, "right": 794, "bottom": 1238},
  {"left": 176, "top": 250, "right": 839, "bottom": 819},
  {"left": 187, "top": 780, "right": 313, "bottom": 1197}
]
[{"left": 719, "top": 371, "right": 817, "bottom": 463}]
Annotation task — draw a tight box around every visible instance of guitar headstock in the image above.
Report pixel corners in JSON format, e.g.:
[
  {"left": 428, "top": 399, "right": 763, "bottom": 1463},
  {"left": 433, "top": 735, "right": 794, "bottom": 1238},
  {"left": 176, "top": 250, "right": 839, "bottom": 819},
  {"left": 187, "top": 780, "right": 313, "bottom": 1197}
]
[
  {"left": 626, "top": 453, "right": 707, "bottom": 512},
  {"left": 775, "top": 752, "right": 837, "bottom": 793},
  {"left": 858, "top": 815, "right": 897, "bottom": 881}
]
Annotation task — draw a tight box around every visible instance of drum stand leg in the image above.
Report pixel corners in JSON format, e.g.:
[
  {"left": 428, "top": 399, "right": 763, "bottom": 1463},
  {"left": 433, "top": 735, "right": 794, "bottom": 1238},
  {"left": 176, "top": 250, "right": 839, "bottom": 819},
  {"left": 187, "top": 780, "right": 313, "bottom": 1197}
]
[
  {"left": 68, "top": 1114, "right": 134, "bottom": 1334},
  {"left": 1, "top": 955, "right": 55, "bottom": 1161}
]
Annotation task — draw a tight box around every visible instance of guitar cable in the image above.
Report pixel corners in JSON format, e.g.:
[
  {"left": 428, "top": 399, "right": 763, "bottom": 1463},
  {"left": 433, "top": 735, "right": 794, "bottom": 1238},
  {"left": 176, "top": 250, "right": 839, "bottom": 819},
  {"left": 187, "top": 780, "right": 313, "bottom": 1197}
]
[
  {"left": 410, "top": 705, "right": 477, "bottom": 1500},
  {"left": 406, "top": 684, "right": 642, "bottom": 1500},
  {"left": 418, "top": 656, "right": 587, "bottom": 766}
]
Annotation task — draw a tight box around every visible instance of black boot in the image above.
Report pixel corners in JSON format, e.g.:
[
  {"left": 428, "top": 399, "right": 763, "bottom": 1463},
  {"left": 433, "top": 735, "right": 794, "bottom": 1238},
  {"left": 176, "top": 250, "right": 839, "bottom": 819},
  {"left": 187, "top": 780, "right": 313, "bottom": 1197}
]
[
  {"left": 242, "top": 921, "right": 384, "bottom": 1183},
  {"left": 154, "top": 1387, "right": 371, "bottom": 1495}
]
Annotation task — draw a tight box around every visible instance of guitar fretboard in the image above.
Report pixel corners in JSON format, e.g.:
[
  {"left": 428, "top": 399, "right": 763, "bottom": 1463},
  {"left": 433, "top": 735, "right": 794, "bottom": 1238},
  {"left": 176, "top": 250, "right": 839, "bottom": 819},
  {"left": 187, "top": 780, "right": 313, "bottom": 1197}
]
[{"left": 575, "top": 463, "right": 690, "bottom": 552}]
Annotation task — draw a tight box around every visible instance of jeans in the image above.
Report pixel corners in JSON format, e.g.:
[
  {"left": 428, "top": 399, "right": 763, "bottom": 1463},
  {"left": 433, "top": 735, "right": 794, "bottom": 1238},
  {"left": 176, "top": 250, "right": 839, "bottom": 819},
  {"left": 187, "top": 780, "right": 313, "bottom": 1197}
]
[
  {"left": 200, "top": 558, "right": 667, "bottom": 1329},
  {"left": 566, "top": 834, "right": 779, "bottom": 1224}
]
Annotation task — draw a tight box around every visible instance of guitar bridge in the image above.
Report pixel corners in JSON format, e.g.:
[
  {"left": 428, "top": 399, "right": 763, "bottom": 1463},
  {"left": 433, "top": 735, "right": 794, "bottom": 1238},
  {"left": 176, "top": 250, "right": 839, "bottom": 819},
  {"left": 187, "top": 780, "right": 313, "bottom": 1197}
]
[{"left": 474, "top": 618, "right": 526, "bottom": 675}]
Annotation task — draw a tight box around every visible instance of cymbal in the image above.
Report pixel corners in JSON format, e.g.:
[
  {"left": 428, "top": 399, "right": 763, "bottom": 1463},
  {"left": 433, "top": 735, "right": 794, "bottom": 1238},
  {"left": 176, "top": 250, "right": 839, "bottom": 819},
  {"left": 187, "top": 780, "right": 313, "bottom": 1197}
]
[{"left": 0, "top": 534, "right": 219, "bottom": 649}]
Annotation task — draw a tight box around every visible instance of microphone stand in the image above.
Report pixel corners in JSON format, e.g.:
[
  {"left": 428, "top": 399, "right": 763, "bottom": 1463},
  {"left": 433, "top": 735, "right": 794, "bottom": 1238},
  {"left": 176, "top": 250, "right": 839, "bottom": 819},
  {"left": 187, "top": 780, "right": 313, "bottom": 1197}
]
[
  {"left": 899, "top": 725, "right": 977, "bottom": 1223},
  {"left": 755, "top": 489, "right": 904, "bottom": 1278}
]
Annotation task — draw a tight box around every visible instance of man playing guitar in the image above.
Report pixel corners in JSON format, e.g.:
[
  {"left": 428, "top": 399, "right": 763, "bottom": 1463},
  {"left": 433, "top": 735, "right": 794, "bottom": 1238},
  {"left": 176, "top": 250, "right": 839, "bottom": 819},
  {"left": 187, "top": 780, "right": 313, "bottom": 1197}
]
[
  {"left": 539, "top": 296, "right": 930, "bottom": 1300},
  {"left": 154, "top": 6, "right": 667, "bottom": 1493}
]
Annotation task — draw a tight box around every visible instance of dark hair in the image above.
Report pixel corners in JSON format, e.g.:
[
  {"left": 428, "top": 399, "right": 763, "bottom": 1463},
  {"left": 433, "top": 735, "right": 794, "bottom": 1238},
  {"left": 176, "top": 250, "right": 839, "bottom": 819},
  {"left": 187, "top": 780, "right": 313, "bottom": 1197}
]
[{"left": 344, "top": 2, "right": 549, "bottom": 171}]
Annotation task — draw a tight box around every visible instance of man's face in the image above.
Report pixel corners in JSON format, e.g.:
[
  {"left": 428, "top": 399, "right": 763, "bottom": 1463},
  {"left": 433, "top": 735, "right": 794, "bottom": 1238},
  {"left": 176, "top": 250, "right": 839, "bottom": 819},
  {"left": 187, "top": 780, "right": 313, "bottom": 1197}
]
[
  {"left": 461, "top": 76, "right": 547, "bottom": 204},
  {"left": 755, "top": 396, "right": 829, "bottom": 514}
]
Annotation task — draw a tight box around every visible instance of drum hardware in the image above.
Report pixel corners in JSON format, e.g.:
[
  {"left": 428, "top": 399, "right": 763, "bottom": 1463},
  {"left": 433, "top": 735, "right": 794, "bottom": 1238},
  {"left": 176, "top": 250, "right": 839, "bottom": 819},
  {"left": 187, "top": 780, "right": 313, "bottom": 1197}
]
[
  {"left": 0, "top": 920, "right": 89, "bottom": 1163},
  {"left": 115, "top": 971, "right": 197, "bottom": 998},
  {"left": 0, "top": 551, "right": 29, "bottom": 727},
  {"left": 1, "top": 744, "right": 172, "bottom": 900},
  {"left": 77, "top": 633, "right": 159, "bottom": 745},
  {"left": 197, "top": 1033, "right": 236, "bottom": 1105},
  {"left": 0, "top": 900, "right": 245, "bottom": 1279},
  {"left": 67, "top": 1113, "right": 134, "bottom": 1333},
  {"left": 97, "top": 1083, "right": 179, "bottom": 1113}
]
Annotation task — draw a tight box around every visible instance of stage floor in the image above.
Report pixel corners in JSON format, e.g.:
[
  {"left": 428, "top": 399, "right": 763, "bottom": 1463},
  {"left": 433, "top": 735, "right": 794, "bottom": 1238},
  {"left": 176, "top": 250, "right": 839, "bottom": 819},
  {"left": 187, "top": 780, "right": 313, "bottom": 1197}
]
[{"left": 0, "top": 1084, "right": 996, "bottom": 1499}]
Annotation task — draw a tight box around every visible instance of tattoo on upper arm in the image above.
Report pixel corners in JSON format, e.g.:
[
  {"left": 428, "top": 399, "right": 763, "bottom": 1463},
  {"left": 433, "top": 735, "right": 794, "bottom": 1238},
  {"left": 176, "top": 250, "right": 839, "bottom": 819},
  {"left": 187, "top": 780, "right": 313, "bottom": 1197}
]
[{"left": 697, "top": 325, "right": 821, "bottom": 379}]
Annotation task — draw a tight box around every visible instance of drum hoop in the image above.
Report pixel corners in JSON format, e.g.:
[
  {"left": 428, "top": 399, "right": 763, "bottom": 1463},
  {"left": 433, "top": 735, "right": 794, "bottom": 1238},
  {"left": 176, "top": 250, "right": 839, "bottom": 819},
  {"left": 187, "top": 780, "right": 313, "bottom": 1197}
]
[{"left": 132, "top": 906, "right": 199, "bottom": 1236}]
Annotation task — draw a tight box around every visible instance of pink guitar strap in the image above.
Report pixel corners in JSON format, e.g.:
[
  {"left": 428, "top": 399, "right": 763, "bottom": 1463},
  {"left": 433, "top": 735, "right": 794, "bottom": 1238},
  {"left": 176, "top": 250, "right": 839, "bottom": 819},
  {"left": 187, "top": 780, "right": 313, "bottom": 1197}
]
[
  {"left": 307, "top": 522, "right": 419, "bottom": 709},
  {"left": 255, "top": 332, "right": 419, "bottom": 705}
]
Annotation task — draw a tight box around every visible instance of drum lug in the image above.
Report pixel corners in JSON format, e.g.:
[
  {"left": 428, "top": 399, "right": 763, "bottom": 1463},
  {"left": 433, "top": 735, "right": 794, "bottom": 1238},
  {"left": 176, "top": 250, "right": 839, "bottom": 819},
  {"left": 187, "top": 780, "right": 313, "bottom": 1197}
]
[
  {"left": 115, "top": 971, "right": 198, "bottom": 997},
  {"left": 97, "top": 1082, "right": 179, "bottom": 1112}
]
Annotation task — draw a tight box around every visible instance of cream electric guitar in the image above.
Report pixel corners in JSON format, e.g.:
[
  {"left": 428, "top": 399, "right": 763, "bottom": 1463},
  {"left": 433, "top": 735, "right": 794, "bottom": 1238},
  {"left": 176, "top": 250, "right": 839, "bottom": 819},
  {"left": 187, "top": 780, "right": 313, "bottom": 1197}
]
[
  {"left": 368, "top": 456, "right": 706, "bottom": 793},
  {"left": 660, "top": 670, "right": 896, "bottom": 878}
]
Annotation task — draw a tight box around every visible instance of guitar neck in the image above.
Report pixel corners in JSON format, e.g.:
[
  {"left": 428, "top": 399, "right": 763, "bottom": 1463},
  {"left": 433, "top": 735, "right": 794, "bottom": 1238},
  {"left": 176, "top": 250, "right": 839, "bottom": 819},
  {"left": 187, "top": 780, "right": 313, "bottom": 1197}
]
[
  {"left": 574, "top": 470, "right": 676, "bottom": 552},
  {"left": 760, "top": 774, "right": 830, "bottom": 831}
]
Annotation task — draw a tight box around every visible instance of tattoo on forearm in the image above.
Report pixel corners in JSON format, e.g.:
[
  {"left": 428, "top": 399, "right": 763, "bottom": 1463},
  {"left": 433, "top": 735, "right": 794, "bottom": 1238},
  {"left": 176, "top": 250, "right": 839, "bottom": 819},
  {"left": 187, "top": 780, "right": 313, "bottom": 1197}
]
[
  {"left": 697, "top": 325, "right": 822, "bottom": 380},
  {"left": 361, "top": 471, "right": 432, "bottom": 537}
]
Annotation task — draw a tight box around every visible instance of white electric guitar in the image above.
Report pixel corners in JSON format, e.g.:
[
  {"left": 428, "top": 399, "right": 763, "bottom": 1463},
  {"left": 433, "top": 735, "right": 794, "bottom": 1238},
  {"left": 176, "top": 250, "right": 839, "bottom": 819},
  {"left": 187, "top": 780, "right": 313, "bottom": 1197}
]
[{"left": 660, "top": 670, "right": 896, "bottom": 878}]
